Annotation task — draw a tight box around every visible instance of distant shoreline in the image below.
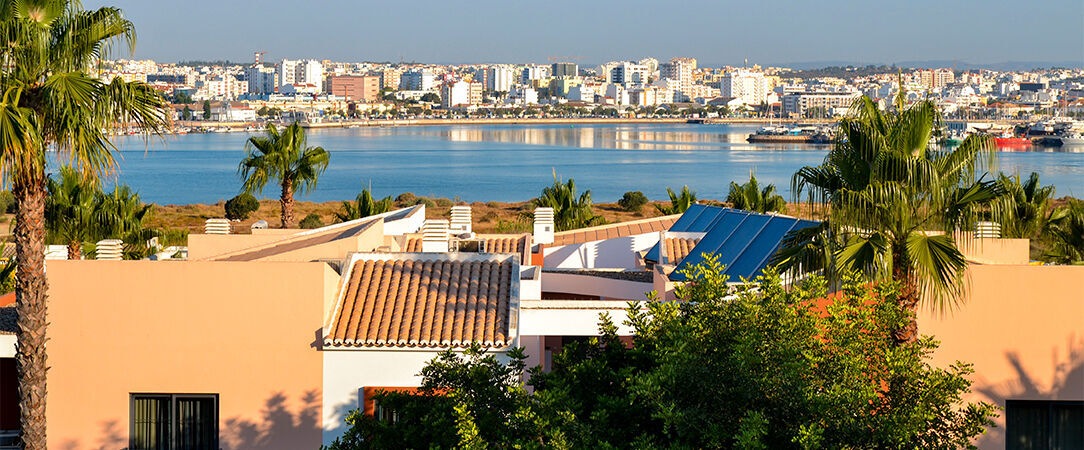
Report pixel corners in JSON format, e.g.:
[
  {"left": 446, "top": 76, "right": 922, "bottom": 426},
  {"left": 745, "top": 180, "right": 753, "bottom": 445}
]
[{"left": 173, "top": 117, "right": 836, "bottom": 130}]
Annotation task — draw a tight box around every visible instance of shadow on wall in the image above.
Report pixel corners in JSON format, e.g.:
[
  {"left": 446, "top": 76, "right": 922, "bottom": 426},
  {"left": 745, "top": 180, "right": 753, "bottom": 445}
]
[
  {"left": 973, "top": 336, "right": 1084, "bottom": 448},
  {"left": 222, "top": 390, "right": 321, "bottom": 450}
]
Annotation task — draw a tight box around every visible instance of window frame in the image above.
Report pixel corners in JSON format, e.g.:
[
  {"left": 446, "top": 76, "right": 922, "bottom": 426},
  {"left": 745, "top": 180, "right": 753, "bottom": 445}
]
[
  {"left": 129, "top": 393, "right": 219, "bottom": 450},
  {"left": 1006, "top": 399, "right": 1084, "bottom": 450}
]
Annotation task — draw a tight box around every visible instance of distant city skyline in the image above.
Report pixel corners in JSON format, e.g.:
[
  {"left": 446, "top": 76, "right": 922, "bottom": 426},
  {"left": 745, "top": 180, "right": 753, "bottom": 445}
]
[{"left": 86, "top": 0, "right": 1083, "bottom": 68}]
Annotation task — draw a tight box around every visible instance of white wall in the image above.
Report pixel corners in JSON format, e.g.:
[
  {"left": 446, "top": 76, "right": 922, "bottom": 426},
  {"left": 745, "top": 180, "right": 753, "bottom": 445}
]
[
  {"left": 542, "top": 232, "right": 660, "bottom": 269},
  {"left": 322, "top": 349, "right": 510, "bottom": 445},
  {"left": 519, "top": 301, "right": 635, "bottom": 336},
  {"left": 541, "top": 271, "right": 653, "bottom": 300}
]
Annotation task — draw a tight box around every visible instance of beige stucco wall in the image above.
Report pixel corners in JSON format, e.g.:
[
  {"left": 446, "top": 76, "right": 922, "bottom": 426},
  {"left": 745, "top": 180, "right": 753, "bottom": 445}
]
[
  {"left": 919, "top": 264, "right": 1084, "bottom": 449},
  {"left": 45, "top": 260, "right": 337, "bottom": 449}
]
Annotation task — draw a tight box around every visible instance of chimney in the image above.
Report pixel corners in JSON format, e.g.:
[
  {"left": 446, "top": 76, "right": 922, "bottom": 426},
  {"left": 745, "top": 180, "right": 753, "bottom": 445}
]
[
  {"left": 449, "top": 205, "right": 472, "bottom": 234},
  {"left": 95, "top": 239, "right": 124, "bottom": 260},
  {"left": 975, "top": 221, "right": 1001, "bottom": 239},
  {"left": 421, "top": 219, "right": 450, "bottom": 252},
  {"left": 533, "top": 207, "right": 554, "bottom": 244},
  {"left": 204, "top": 218, "right": 231, "bottom": 235}
]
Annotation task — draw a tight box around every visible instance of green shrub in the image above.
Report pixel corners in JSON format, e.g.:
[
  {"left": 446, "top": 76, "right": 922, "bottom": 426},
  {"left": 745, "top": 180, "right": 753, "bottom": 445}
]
[
  {"left": 413, "top": 197, "right": 436, "bottom": 208},
  {"left": 396, "top": 192, "right": 417, "bottom": 204},
  {"left": 618, "top": 191, "right": 649, "bottom": 212},
  {"left": 0, "top": 191, "right": 13, "bottom": 214},
  {"left": 434, "top": 198, "right": 453, "bottom": 208},
  {"left": 486, "top": 201, "right": 500, "bottom": 208},
  {"left": 224, "top": 193, "right": 259, "bottom": 220},
  {"left": 299, "top": 213, "right": 324, "bottom": 229},
  {"left": 479, "top": 211, "right": 499, "bottom": 223}
]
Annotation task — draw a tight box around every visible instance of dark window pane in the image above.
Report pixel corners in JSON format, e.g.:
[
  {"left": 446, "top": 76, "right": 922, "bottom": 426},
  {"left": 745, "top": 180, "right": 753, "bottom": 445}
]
[
  {"left": 1052, "top": 403, "right": 1084, "bottom": 450},
  {"left": 176, "top": 397, "right": 217, "bottom": 450},
  {"left": 131, "top": 396, "right": 170, "bottom": 450},
  {"left": 1007, "top": 402, "right": 1049, "bottom": 450}
]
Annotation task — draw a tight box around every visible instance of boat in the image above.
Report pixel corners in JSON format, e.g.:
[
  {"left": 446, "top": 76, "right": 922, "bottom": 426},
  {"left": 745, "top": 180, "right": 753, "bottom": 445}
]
[
  {"left": 993, "top": 132, "right": 1032, "bottom": 147},
  {"left": 746, "top": 125, "right": 832, "bottom": 144},
  {"left": 1058, "top": 134, "right": 1084, "bottom": 146}
]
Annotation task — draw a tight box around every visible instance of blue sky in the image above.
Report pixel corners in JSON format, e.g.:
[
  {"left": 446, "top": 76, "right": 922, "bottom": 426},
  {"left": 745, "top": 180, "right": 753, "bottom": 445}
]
[{"left": 87, "top": 0, "right": 1083, "bottom": 67}]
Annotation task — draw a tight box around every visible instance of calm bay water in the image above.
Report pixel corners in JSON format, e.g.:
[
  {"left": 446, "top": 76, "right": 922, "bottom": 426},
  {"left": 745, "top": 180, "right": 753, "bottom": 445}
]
[{"left": 103, "top": 123, "right": 1084, "bottom": 205}]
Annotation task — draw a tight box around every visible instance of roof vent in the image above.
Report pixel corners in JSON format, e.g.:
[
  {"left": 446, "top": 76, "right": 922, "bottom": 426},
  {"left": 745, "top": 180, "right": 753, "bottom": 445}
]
[
  {"left": 450, "top": 205, "right": 472, "bottom": 233},
  {"left": 533, "top": 207, "right": 554, "bottom": 244},
  {"left": 205, "top": 218, "right": 231, "bottom": 235},
  {"left": 95, "top": 239, "right": 124, "bottom": 261},
  {"left": 422, "top": 219, "right": 450, "bottom": 252},
  {"left": 975, "top": 221, "right": 1001, "bottom": 239}
]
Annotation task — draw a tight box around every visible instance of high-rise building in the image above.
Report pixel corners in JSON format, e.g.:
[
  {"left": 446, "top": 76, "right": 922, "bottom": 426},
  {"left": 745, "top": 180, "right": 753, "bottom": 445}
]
[
  {"left": 610, "top": 63, "right": 649, "bottom": 86},
  {"left": 401, "top": 69, "right": 435, "bottom": 91},
  {"left": 918, "top": 68, "right": 955, "bottom": 90},
  {"left": 245, "top": 65, "right": 277, "bottom": 94},
  {"left": 719, "top": 70, "right": 770, "bottom": 105},
  {"left": 521, "top": 65, "right": 550, "bottom": 84},
  {"left": 326, "top": 75, "right": 381, "bottom": 102},
  {"left": 440, "top": 80, "right": 482, "bottom": 108},
  {"left": 278, "top": 59, "right": 324, "bottom": 92},
  {"left": 278, "top": 59, "right": 299, "bottom": 87},
  {"left": 551, "top": 62, "right": 578, "bottom": 78},
  {"left": 660, "top": 58, "right": 695, "bottom": 97},
  {"left": 379, "top": 69, "right": 402, "bottom": 90}
]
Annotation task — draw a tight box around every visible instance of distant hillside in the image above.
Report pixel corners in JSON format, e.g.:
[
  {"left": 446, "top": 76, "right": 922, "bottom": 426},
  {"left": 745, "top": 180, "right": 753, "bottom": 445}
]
[{"left": 776, "top": 60, "right": 1083, "bottom": 73}]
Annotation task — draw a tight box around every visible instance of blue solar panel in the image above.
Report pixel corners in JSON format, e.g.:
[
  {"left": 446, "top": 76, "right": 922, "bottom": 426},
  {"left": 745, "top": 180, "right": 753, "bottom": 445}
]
[
  {"left": 668, "top": 204, "right": 711, "bottom": 232},
  {"left": 725, "top": 217, "right": 801, "bottom": 279}
]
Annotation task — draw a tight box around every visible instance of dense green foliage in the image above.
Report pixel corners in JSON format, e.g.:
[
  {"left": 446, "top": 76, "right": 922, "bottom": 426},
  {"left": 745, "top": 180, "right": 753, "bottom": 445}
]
[
  {"left": 202, "top": 99, "right": 211, "bottom": 120},
  {"left": 334, "top": 189, "right": 393, "bottom": 222},
  {"left": 239, "top": 122, "right": 330, "bottom": 228},
  {"left": 655, "top": 185, "right": 697, "bottom": 215},
  {"left": 1042, "top": 199, "right": 1084, "bottom": 264},
  {"left": 991, "top": 172, "right": 1054, "bottom": 239},
  {"left": 223, "top": 193, "right": 260, "bottom": 220},
  {"left": 617, "top": 190, "right": 649, "bottom": 212},
  {"left": 45, "top": 168, "right": 151, "bottom": 259},
  {"left": 420, "top": 92, "right": 440, "bottom": 103},
  {"left": 299, "top": 213, "right": 324, "bottom": 229},
  {"left": 532, "top": 173, "right": 602, "bottom": 231},
  {"left": 727, "top": 174, "right": 787, "bottom": 213},
  {"left": 329, "top": 258, "right": 997, "bottom": 449},
  {"left": 0, "top": 191, "right": 13, "bottom": 214}
]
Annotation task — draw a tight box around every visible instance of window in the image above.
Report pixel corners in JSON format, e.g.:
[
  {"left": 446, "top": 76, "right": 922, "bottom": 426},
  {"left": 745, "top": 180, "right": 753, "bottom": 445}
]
[
  {"left": 130, "top": 394, "right": 218, "bottom": 450},
  {"left": 1006, "top": 400, "right": 1083, "bottom": 450}
]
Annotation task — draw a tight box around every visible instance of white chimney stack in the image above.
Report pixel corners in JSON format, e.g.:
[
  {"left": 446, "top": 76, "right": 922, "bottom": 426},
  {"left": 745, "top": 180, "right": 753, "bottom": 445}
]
[
  {"left": 95, "top": 239, "right": 124, "bottom": 260},
  {"left": 534, "top": 207, "right": 554, "bottom": 244},
  {"left": 450, "top": 205, "right": 472, "bottom": 234},
  {"left": 204, "top": 218, "right": 231, "bottom": 235},
  {"left": 421, "top": 219, "right": 450, "bottom": 252}
]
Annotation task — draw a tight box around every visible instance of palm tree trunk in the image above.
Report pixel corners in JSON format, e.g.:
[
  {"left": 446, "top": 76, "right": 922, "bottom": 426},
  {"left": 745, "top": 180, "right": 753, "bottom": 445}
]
[
  {"left": 280, "top": 179, "right": 294, "bottom": 228},
  {"left": 891, "top": 241, "right": 920, "bottom": 345},
  {"left": 14, "top": 180, "right": 49, "bottom": 449},
  {"left": 66, "top": 241, "right": 81, "bottom": 260}
]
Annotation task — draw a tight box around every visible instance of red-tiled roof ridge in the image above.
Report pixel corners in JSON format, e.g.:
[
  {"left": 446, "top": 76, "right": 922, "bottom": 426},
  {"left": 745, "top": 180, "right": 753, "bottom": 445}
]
[
  {"left": 323, "top": 252, "right": 519, "bottom": 349},
  {"left": 551, "top": 214, "right": 681, "bottom": 246}
]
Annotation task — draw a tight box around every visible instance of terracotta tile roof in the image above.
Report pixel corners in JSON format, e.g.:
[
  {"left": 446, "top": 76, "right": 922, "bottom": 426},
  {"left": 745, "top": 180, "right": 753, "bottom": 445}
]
[
  {"left": 551, "top": 214, "right": 681, "bottom": 246},
  {"left": 402, "top": 234, "right": 529, "bottom": 255},
  {"left": 664, "top": 238, "right": 701, "bottom": 263},
  {"left": 324, "top": 255, "right": 517, "bottom": 348}
]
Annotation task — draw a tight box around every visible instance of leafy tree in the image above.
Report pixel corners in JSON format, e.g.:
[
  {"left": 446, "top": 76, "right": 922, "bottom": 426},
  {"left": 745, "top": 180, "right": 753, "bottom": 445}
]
[
  {"left": 45, "top": 168, "right": 104, "bottom": 260},
  {"left": 991, "top": 172, "right": 1054, "bottom": 239},
  {"left": 334, "top": 189, "right": 392, "bottom": 222},
  {"left": 173, "top": 91, "right": 194, "bottom": 104},
  {"left": 298, "top": 213, "right": 324, "bottom": 229},
  {"left": 224, "top": 193, "right": 260, "bottom": 220},
  {"left": 238, "top": 122, "right": 330, "bottom": 228},
  {"left": 420, "top": 92, "right": 440, "bottom": 103},
  {"left": 618, "top": 190, "right": 649, "bottom": 212},
  {"left": 727, "top": 174, "right": 786, "bottom": 213},
  {"left": 655, "top": 185, "right": 697, "bottom": 215},
  {"left": 331, "top": 258, "right": 997, "bottom": 448},
  {"left": 202, "top": 99, "right": 211, "bottom": 119},
  {"left": 1042, "top": 199, "right": 1084, "bottom": 264},
  {"left": 99, "top": 185, "right": 155, "bottom": 260},
  {"left": 532, "top": 172, "right": 602, "bottom": 231},
  {"left": 781, "top": 94, "right": 1005, "bottom": 344},
  {"left": 0, "top": 3, "right": 170, "bottom": 440},
  {"left": 181, "top": 106, "right": 192, "bottom": 120}
]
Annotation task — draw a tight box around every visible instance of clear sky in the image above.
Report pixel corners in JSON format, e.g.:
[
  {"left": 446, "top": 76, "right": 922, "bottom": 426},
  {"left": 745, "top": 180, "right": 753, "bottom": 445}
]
[{"left": 86, "top": 0, "right": 1084, "bottom": 67}]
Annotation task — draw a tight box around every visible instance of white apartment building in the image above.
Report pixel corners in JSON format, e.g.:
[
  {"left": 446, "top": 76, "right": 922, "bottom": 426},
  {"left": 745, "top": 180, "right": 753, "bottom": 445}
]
[
  {"left": 441, "top": 81, "right": 483, "bottom": 108},
  {"left": 660, "top": 58, "right": 695, "bottom": 97},
  {"left": 521, "top": 65, "right": 550, "bottom": 84},
  {"left": 401, "top": 69, "right": 436, "bottom": 91},
  {"left": 508, "top": 87, "right": 538, "bottom": 105},
  {"left": 197, "top": 75, "right": 248, "bottom": 100},
  {"left": 604, "top": 84, "right": 629, "bottom": 106},
  {"left": 567, "top": 85, "right": 597, "bottom": 103},
  {"left": 611, "top": 63, "right": 649, "bottom": 86},
  {"left": 279, "top": 59, "right": 324, "bottom": 92},
  {"left": 720, "top": 70, "right": 771, "bottom": 105},
  {"left": 278, "top": 59, "right": 299, "bottom": 86},
  {"left": 245, "top": 65, "right": 277, "bottom": 95},
  {"left": 781, "top": 89, "right": 861, "bottom": 116}
]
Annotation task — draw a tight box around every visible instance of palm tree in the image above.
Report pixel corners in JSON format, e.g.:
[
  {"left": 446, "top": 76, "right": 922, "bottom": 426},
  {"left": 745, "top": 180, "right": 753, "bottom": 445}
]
[
  {"left": 727, "top": 174, "right": 787, "bottom": 214},
  {"left": 992, "top": 172, "right": 1054, "bottom": 239},
  {"left": 239, "top": 122, "right": 330, "bottom": 228},
  {"left": 99, "top": 184, "right": 155, "bottom": 259},
  {"left": 780, "top": 94, "right": 1004, "bottom": 344},
  {"left": 44, "top": 167, "right": 107, "bottom": 259},
  {"left": 655, "top": 186, "right": 697, "bottom": 215},
  {"left": 0, "top": 1, "right": 169, "bottom": 445},
  {"left": 334, "top": 189, "right": 392, "bottom": 222},
  {"left": 1042, "top": 200, "right": 1084, "bottom": 264},
  {"left": 532, "top": 172, "right": 601, "bottom": 231}
]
